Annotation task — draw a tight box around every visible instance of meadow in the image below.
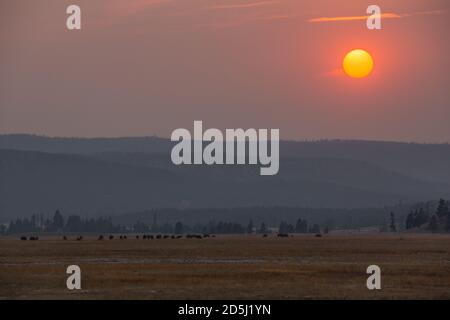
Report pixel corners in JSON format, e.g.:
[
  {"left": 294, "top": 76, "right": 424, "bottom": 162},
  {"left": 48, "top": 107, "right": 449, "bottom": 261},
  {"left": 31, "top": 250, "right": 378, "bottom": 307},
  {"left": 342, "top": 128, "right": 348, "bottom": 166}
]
[{"left": 0, "top": 234, "right": 449, "bottom": 299}]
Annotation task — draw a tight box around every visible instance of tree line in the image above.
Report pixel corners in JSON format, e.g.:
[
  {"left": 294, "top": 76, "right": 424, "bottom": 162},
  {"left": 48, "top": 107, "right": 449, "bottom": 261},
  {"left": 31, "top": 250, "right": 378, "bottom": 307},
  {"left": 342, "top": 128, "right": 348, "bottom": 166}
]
[
  {"left": 5, "top": 210, "right": 124, "bottom": 234},
  {"left": 278, "top": 219, "right": 322, "bottom": 234},
  {"left": 0, "top": 210, "right": 321, "bottom": 236},
  {"left": 405, "top": 198, "right": 450, "bottom": 232},
  {"left": 3, "top": 199, "right": 448, "bottom": 236}
]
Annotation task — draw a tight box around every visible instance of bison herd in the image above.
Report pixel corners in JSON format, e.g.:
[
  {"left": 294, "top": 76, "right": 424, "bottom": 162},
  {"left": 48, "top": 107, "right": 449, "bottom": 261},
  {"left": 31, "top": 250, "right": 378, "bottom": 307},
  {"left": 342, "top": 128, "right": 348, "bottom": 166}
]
[
  {"left": 19, "top": 233, "right": 214, "bottom": 241},
  {"left": 19, "top": 233, "right": 322, "bottom": 241},
  {"left": 20, "top": 236, "right": 39, "bottom": 241}
]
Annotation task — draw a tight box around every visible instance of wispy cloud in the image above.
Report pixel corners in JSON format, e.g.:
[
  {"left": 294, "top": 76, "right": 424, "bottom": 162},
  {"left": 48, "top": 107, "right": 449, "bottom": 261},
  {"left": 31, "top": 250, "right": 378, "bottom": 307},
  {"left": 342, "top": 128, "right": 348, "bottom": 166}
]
[
  {"left": 208, "top": 1, "right": 278, "bottom": 10},
  {"left": 309, "top": 13, "right": 400, "bottom": 23},
  {"left": 308, "top": 9, "right": 445, "bottom": 23},
  {"left": 318, "top": 68, "right": 344, "bottom": 78},
  {"left": 399, "top": 9, "right": 446, "bottom": 18}
]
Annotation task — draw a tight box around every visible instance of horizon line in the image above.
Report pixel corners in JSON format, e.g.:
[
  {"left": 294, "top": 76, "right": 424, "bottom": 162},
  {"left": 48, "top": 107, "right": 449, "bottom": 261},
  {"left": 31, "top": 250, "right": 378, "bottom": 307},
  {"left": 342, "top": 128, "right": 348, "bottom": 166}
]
[{"left": 0, "top": 133, "right": 449, "bottom": 145}]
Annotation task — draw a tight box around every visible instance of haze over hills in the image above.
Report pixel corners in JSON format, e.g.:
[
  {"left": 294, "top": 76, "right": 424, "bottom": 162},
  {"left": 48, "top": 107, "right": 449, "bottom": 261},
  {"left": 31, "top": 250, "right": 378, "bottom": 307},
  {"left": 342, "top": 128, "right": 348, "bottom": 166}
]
[
  {"left": 0, "top": 134, "right": 171, "bottom": 154},
  {"left": 2, "top": 134, "right": 450, "bottom": 182},
  {"left": 0, "top": 134, "right": 449, "bottom": 221}
]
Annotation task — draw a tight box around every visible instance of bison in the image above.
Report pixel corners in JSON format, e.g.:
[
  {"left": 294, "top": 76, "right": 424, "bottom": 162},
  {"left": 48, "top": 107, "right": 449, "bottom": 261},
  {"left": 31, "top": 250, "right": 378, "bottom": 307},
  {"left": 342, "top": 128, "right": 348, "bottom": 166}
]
[{"left": 187, "top": 234, "right": 202, "bottom": 239}]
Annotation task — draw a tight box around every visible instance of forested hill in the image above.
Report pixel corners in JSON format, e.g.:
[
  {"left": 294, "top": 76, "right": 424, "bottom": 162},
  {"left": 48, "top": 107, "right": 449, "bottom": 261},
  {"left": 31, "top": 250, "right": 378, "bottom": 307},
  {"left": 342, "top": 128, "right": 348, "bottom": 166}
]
[{"left": 1, "top": 134, "right": 450, "bottom": 183}]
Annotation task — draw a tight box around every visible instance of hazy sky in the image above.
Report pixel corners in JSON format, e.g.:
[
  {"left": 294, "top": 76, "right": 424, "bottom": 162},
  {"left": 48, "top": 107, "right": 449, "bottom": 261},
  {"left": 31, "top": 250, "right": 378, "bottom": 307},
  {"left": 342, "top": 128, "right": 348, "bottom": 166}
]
[{"left": 1, "top": 0, "right": 449, "bottom": 142}]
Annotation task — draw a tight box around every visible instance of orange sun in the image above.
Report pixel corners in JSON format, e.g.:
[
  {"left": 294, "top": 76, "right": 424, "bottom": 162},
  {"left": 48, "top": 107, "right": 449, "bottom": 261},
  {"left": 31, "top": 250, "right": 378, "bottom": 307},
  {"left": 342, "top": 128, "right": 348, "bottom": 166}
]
[{"left": 343, "top": 49, "right": 374, "bottom": 79}]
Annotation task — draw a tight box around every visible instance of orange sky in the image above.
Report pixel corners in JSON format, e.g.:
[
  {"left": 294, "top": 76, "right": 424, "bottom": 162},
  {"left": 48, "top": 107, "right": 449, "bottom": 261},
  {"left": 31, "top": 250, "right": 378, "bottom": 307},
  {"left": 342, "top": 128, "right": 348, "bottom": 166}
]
[{"left": 1, "top": 0, "right": 449, "bottom": 142}]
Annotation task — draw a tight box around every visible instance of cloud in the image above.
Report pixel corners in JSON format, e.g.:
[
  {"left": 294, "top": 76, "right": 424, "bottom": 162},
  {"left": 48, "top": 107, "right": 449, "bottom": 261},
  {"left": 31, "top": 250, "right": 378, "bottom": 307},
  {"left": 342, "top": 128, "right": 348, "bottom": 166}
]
[
  {"left": 400, "top": 9, "right": 446, "bottom": 18},
  {"left": 308, "top": 9, "right": 445, "bottom": 23},
  {"left": 208, "top": 1, "right": 278, "bottom": 10},
  {"left": 309, "top": 13, "right": 400, "bottom": 23},
  {"left": 318, "top": 68, "right": 344, "bottom": 78}
]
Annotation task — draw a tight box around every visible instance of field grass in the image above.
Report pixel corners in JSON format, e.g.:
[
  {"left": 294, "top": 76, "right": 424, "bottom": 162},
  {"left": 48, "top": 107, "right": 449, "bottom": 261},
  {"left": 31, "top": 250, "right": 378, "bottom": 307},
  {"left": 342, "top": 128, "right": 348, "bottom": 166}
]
[{"left": 0, "top": 234, "right": 449, "bottom": 299}]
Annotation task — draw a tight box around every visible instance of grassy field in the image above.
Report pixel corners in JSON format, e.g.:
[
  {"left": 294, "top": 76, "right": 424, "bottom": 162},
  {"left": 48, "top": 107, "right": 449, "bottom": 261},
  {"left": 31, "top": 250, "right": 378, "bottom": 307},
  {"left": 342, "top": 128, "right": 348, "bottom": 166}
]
[{"left": 0, "top": 234, "right": 449, "bottom": 300}]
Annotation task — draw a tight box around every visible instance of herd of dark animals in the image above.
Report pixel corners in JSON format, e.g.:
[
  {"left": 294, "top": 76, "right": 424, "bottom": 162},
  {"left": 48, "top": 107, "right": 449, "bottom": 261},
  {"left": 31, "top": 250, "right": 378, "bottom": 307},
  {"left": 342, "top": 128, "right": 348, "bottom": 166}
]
[
  {"left": 18, "top": 233, "right": 323, "bottom": 241},
  {"left": 21, "top": 236, "right": 39, "bottom": 241},
  {"left": 18, "top": 234, "right": 217, "bottom": 241}
]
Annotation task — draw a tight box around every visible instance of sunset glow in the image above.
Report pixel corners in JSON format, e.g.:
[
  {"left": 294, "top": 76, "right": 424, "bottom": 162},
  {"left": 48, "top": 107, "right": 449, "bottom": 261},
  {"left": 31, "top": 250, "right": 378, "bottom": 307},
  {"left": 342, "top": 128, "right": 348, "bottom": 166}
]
[
  {"left": 343, "top": 49, "right": 374, "bottom": 79},
  {"left": 1, "top": 0, "right": 449, "bottom": 142}
]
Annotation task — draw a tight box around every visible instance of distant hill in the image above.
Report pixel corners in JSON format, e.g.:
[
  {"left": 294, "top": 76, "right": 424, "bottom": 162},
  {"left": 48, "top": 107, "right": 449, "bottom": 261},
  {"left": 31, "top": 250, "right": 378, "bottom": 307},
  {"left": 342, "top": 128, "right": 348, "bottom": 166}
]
[
  {"left": 2, "top": 134, "right": 450, "bottom": 183},
  {"left": 0, "top": 134, "right": 170, "bottom": 154},
  {"left": 1, "top": 145, "right": 449, "bottom": 220}
]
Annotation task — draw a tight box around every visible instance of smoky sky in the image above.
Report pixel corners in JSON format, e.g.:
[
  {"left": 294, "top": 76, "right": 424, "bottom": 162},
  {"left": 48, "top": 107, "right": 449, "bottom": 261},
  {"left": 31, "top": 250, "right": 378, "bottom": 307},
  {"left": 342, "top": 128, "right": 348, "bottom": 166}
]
[{"left": 1, "top": 0, "right": 449, "bottom": 142}]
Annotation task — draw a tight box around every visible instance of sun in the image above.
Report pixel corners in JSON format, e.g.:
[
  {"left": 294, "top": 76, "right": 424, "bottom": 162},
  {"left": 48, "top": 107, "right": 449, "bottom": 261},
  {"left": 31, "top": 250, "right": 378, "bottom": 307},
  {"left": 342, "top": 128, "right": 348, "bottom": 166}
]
[{"left": 343, "top": 49, "right": 374, "bottom": 79}]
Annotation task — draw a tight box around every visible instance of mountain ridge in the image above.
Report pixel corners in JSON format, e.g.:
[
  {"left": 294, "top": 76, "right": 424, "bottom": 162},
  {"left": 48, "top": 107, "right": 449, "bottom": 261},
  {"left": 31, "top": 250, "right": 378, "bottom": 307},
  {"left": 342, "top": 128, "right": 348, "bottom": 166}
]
[{"left": 1, "top": 147, "right": 449, "bottom": 220}]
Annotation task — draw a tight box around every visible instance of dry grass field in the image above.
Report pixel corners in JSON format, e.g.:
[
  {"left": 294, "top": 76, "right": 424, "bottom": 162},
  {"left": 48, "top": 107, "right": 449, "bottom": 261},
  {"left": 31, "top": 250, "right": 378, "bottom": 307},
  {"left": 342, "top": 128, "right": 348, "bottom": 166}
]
[{"left": 0, "top": 234, "right": 449, "bottom": 300}]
